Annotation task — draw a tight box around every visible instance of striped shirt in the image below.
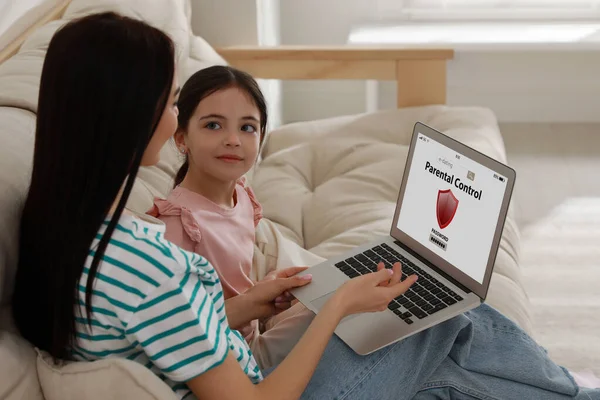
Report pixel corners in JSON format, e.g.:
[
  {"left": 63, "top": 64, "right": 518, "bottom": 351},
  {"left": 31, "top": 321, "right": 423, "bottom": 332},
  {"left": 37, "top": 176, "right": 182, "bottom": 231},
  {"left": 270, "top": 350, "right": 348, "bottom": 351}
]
[{"left": 73, "top": 213, "right": 263, "bottom": 399}]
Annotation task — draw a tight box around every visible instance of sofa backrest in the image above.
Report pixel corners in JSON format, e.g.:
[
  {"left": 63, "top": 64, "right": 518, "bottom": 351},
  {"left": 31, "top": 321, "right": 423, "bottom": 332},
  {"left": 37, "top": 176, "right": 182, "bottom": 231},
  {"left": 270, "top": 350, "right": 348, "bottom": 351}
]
[{"left": 0, "top": 1, "right": 225, "bottom": 398}]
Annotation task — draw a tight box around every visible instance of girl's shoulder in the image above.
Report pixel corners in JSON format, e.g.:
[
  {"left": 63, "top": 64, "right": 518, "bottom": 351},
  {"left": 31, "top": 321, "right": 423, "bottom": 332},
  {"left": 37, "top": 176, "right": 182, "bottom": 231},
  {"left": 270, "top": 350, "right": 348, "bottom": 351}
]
[
  {"left": 147, "top": 186, "right": 190, "bottom": 218},
  {"left": 236, "top": 178, "right": 263, "bottom": 227}
]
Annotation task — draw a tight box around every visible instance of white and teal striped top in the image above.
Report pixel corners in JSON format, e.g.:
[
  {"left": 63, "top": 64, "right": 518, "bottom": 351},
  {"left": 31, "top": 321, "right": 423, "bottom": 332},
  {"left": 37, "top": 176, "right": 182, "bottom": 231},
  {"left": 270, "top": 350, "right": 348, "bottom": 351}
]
[{"left": 73, "top": 213, "right": 263, "bottom": 399}]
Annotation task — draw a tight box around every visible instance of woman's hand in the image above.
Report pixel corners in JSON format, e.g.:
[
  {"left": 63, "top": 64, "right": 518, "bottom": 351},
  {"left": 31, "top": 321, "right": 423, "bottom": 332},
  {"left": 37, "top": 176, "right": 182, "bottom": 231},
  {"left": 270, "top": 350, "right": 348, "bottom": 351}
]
[
  {"left": 331, "top": 262, "right": 417, "bottom": 318},
  {"left": 190, "top": 263, "right": 416, "bottom": 400},
  {"left": 225, "top": 267, "right": 312, "bottom": 329},
  {"left": 261, "top": 267, "right": 309, "bottom": 310},
  {"left": 250, "top": 267, "right": 312, "bottom": 320}
]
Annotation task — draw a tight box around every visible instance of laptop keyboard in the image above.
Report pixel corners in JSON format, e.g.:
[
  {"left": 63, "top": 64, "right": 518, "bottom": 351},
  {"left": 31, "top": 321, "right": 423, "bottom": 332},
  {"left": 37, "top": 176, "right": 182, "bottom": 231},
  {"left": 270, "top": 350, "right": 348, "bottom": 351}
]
[{"left": 334, "top": 242, "right": 463, "bottom": 325}]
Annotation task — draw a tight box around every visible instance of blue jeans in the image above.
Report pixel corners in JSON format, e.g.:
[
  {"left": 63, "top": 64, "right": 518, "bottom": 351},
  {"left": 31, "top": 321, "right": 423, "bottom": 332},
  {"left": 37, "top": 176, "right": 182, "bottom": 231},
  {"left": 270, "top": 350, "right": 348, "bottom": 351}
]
[{"left": 266, "top": 304, "right": 599, "bottom": 399}]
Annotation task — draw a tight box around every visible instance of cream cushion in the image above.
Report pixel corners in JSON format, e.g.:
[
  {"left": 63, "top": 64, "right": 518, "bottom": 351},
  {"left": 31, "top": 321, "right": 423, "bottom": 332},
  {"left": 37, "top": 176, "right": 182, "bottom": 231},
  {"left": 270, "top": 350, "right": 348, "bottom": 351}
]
[
  {"left": 0, "top": 331, "right": 44, "bottom": 400},
  {"left": 36, "top": 350, "right": 178, "bottom": 400}
]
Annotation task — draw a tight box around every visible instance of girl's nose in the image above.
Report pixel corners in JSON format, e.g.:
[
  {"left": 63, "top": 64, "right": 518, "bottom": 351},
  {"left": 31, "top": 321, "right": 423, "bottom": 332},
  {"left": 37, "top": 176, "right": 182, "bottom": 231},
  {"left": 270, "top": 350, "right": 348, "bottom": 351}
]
[{"left": 224, "top": 131, "right": 241, "bottom": 147}]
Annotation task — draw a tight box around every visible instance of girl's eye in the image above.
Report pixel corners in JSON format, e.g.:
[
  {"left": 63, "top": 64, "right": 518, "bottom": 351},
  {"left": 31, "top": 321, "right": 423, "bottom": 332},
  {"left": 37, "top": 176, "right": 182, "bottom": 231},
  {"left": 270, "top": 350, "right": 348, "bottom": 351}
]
[
  {"left": 205, "top": 122, "right": 221, "bottom": 130},
  {"left": 241, "top": 124, "right": 257, "bottom": 133}
]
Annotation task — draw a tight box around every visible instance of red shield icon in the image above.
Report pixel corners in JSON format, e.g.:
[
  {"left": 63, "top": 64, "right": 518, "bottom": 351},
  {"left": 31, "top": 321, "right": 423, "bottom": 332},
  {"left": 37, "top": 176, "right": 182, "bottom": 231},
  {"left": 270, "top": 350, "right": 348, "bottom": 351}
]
[{"left": 436, "top": 189, "right": 459, "bottom": 229}]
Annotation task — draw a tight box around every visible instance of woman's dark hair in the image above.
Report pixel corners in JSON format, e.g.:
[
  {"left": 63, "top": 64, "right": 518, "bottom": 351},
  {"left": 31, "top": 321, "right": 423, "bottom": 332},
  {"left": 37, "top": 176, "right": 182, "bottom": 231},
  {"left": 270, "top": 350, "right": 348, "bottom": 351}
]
[
  {"left": 11, "top": 12, "right": 175, "bottom": 359},
  {"left": 173, "top": 65, "right": 268, "bottom": 187}
]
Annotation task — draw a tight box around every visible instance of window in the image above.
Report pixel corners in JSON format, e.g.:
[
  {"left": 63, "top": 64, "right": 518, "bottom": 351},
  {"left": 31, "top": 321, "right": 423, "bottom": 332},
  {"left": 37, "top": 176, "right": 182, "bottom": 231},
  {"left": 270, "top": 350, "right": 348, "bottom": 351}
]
[
  {"left": 376, "top": 0, "right": 600, "bottom": 20},
  {"left": 350, "top": 1, "right": 600, "bottom": 44}
]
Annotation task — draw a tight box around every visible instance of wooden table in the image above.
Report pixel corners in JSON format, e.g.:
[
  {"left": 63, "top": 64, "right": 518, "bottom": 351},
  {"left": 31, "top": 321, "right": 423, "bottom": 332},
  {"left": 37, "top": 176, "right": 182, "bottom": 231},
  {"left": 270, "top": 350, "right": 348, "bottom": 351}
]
[{"left": 216, "top": 46, "right": 454, "bottom": 109}]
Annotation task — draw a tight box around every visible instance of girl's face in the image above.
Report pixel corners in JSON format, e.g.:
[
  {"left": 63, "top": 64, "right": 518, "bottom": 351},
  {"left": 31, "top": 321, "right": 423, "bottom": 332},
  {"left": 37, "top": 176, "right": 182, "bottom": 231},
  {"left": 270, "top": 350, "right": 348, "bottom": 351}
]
[
  {"left": 176, "top": 86, "right": 261, "bottom": 184},
  {"left": 141, "top": 77, "right": 180, "bottom": 166}
]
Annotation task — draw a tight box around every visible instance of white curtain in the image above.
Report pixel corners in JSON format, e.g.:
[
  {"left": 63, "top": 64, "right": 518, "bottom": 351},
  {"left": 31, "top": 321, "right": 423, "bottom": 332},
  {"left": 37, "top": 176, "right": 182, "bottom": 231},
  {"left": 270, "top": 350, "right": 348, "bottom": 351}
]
[
  {"left": 403, "top": 0, "right": 600, "bottom": 7},
  {"left": 376, "top": 0, "right": 600, "bottom": 19},
  {"left": 256, "top": 0, "right": 282, "bottom": 130}
]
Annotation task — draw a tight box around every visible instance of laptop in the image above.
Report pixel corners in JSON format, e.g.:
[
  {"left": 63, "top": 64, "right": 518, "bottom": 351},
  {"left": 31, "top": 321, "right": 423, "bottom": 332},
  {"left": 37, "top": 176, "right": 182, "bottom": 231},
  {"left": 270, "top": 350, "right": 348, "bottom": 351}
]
[{"left": 290, "top": 122, "right": 516, "bottom": 355}]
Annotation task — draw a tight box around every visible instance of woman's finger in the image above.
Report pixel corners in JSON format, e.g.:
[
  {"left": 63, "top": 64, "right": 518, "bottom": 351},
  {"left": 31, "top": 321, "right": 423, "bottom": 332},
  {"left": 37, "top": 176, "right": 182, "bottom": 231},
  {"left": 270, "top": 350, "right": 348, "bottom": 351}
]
[
  {"left": 375, "top": 261, "right": 391, "bottom": 286},
  {"left": 387, "top": 274, "right": 418, "bottom": 299},
  {"left": 275, "top": 274, "right": 313, "bottom": 293},
  {"left": 389, "top": 262, "right": 402, "bottom": 286},
  {"left": 277, "top": 266, "right": 310, "bottom": 278},
  {"left": 368, "top": 268, "right": 394, "bottom": 286}
]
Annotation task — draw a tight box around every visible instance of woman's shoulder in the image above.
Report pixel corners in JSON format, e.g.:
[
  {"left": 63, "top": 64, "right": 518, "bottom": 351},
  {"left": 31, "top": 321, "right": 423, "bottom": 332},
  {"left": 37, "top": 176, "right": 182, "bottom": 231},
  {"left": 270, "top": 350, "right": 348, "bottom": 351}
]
[
  {"left": 108, "top": 213, "right": 215, "bottom": 280},
  {"left": 84, "top": 214, "right": 221, "bottom": 333}
]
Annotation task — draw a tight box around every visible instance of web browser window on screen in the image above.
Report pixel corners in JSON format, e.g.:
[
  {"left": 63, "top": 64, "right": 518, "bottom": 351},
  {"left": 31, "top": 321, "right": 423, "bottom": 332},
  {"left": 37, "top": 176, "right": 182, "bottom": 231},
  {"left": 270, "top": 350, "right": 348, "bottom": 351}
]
[{"left": 397, "top": 133, "right": 508, "bottom": 284}]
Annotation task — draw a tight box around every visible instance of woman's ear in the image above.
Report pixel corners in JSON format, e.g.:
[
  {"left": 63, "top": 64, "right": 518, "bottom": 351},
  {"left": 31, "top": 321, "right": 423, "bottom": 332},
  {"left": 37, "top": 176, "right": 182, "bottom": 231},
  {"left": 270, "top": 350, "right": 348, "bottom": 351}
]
[{"left": 174, "top": 130, "right": 187, "bottom": 154}]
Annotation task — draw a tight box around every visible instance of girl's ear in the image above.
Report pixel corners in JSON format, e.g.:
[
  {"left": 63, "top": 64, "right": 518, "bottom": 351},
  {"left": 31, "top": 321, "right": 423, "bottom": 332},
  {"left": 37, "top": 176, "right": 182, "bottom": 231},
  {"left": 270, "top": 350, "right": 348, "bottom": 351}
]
[{"left": 174, "top": 129, "right": 186, "bottom": 154}]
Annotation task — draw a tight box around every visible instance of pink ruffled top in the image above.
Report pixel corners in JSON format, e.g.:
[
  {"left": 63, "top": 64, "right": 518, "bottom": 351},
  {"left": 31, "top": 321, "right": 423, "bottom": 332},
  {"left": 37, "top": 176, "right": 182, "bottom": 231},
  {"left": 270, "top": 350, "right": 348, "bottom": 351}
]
[{"left": 147, "top": 178, "right": 263, "bottom": 341}]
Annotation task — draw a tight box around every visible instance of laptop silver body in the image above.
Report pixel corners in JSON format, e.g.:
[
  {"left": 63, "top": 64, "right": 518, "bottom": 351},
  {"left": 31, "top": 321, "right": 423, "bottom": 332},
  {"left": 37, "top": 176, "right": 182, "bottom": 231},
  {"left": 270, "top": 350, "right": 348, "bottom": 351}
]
[{"left": 290, "top": 122, "right": 516, "bottom": 355}]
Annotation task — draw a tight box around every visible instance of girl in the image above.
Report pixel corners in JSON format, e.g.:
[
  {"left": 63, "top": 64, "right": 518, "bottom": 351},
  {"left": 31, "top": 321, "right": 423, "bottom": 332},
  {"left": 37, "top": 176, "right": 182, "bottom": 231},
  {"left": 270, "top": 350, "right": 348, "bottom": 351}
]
[
  {"left": 11, "top": 12, "right": 598, "bottom": 400},
  {"left": 148, "top": 66, "right": 265, "bottom": 342},
  {"left": 147, "top": 66, "right": 310, "bottom": 361}
]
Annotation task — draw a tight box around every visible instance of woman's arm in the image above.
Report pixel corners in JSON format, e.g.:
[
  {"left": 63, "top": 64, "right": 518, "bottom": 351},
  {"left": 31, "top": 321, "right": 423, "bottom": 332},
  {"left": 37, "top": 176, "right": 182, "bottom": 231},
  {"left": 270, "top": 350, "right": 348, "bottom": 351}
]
[
  {"left": 188, "top": 267, "right": 417, "bottom": 400},
  {"left": 224, "top": 293, "right": 257, "bottom": 330},
  {"left": 187, "top": 296, "right": 344, "bottom": 400}
]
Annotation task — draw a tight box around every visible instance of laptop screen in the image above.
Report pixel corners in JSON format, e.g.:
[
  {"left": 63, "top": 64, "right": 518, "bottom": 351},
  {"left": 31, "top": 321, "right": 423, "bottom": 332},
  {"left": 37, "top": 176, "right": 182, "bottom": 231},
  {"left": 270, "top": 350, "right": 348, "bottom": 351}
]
[{"left": 396, "top": 132, "right": 508, "bottom": 284}]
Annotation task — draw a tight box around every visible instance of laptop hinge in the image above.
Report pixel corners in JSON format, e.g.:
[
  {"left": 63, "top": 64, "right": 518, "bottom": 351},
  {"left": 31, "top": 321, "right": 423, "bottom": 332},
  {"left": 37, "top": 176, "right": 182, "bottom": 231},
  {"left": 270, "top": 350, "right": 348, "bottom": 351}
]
[{"left": 393, "top": 240, "right": 472, "bottom": 295}]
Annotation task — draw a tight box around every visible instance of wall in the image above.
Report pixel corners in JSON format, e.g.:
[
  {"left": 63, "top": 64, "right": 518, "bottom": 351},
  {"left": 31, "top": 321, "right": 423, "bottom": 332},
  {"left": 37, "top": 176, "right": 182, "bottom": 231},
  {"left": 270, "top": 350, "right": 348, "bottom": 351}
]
[
  {"left": 190, "top": 0, "right": 259, "bottom": 45},
  {"left": 279, "top": 0, "right": 600, "bottom": 124},
  {"left": 190, "top": 0, "right": 282, "bottom": 128}
]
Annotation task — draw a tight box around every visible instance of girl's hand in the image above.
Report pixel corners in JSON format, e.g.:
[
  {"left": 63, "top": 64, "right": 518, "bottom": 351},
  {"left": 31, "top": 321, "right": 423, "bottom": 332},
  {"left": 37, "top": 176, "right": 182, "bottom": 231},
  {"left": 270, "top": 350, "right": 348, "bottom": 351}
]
[{"left": 331, "top": 262, "right": 417, "bottom": 318}]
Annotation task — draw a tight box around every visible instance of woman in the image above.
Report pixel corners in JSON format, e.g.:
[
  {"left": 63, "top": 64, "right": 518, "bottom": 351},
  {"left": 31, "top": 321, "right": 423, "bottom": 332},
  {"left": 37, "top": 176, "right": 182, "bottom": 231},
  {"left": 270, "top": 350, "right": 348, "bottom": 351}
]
[{"left": 11, "top": 12, "right": 597, "bottom": 400}]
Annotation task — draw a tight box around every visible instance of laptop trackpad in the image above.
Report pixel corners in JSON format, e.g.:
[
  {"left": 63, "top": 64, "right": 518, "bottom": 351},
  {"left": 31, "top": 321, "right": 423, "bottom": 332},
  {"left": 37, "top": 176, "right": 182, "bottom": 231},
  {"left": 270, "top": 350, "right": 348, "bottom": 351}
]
[
  {"left": 311, "top": 291, "right": 361, "bottom": 323},
  {"left": 311, "top": 291, "right": 336, "bottom": 309}
]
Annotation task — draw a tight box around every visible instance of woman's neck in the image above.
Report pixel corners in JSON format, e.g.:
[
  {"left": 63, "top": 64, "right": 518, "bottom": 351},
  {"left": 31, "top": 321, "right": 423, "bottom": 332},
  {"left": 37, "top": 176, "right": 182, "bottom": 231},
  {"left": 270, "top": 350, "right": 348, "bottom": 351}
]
[
  {"left": 179, "top": 172, "right": 237, "bottom": 208},
  {"left": 109, "top": 187, "right": 125, "bottom": 216},
  {"left": 109, "top": 183, "right": 137, "bottom": 218}
]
